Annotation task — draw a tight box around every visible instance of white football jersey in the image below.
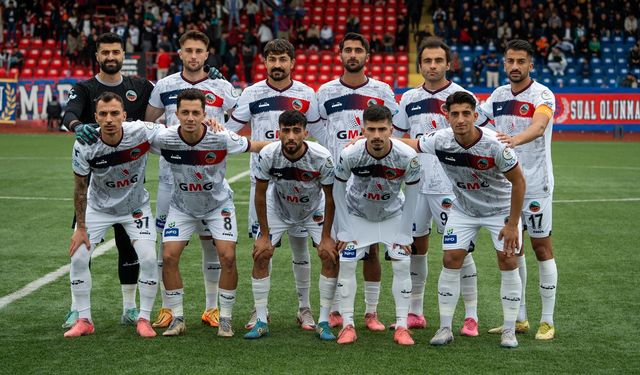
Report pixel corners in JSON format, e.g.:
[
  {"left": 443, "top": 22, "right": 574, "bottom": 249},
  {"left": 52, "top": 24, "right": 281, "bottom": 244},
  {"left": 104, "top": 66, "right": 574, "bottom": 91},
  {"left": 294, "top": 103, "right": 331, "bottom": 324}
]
[
  {"left": 334, "top": 138, "right": 421, "bottom": 222},
  {"left": 476, "top": 80, "right": 555, "bottom": 197},
  {"left": 397, "top": 81, "right": 476, "bottom": 194},
  {"left": 254, "top": 141, "right": 334, "bottom": 224},
  {"left": 72, "top": 121, "right": 164, "bottom": 216},
  {"left": 153, "top": 126, "right": 249, "bottom": 218},
  {"left": 418, "top": 127, "right": 519, "bottom": 217},
  {"left": 225, "top": 80, "right": 322, "bottom": 176},
  {"left": 149, "top": 72, "right": 239, "bottom": 185},
  {"left": 317, "top": 78, "right": 400, "bottom": 161}
]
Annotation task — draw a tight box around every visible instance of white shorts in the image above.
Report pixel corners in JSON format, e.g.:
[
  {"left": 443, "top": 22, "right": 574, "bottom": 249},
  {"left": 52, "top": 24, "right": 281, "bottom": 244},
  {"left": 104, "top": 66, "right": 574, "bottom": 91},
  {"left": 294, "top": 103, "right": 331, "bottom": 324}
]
[
  {"left": 156, "top": 181, "right": 211, "bottom": 237},
  {"left": 86, "top": 203, "right": 156, "bottom": 244},
  {"left": 258, "top": 209, "right": 324, "bottom": 246},
  {"left": 340, "top": 242, "right": 409, "bottom": 262},
  {"left": 163, "top": 200, "right": 238, "bottom": 242},
  {"left": 442, "top": 206, "right": 522, "bottom": 252},
  {"left": 521, "top": 197, "right": 553, "bottom": 238},
  {"left": 412, "top": 193, "right": 455, "bottom": 236},
  {"left": 249, "top": 178, "right": 308, "bottom": 238},
  {"left": 338, "top": 214, "right": 410, "bottom": 262}
]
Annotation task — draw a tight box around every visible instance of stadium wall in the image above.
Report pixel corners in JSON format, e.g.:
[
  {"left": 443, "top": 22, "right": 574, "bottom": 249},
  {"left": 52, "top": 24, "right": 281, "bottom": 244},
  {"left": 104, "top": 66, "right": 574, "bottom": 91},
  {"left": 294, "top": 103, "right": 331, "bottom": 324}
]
[{"left": 7, "top": 78, "right": 640, "bottom": 132}]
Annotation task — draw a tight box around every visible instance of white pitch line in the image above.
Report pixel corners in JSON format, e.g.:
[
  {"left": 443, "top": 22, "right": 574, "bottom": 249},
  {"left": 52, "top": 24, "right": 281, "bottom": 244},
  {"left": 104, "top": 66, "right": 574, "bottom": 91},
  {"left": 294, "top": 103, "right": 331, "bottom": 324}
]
[
  {"left": 0, "top": 170, "right": 251, "bottom": 309},
  {"left": 554, "top": 197, "right": 640, "bottom": 203},
  {"left": 0, "top": 239, "right": 115, "bottom": 309}
]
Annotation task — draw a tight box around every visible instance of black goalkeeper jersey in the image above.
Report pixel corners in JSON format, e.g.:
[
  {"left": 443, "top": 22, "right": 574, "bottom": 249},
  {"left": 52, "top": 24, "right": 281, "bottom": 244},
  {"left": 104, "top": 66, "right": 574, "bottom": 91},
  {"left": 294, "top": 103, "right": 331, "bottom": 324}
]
[{"left": 62, "top": 75, "right": 154, "bottom": 127}]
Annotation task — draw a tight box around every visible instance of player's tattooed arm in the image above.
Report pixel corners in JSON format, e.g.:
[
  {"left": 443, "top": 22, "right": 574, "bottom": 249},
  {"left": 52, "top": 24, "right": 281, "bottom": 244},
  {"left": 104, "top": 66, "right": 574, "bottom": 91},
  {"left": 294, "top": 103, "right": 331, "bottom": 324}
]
[{"left": 70, "top": 174, "right": 91, "bottom": 256}]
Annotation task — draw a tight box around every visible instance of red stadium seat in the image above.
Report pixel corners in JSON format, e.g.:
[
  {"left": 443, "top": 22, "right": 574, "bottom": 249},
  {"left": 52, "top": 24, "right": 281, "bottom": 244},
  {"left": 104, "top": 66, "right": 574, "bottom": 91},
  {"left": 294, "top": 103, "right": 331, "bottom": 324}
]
[
  {"left": 293, "top": 73, "right": 304, "bottom": 81},
  {"left": 18, "top": 38, "right": 30, "bottom": 49},
  {"left": 320, "top": 54, "right": 332, "bottom": 65},
  {"left": 37, "top": 59, "right": 49, "bottom": 69},
  {"left": 337, "top": 15, "right": 347, "bottom": 24},
  {"left": 370, "top": 65, "right": 382, "bottom": 75},
  {"left": 0, "top": 68, "right": 7, "bottom": 78},
  {"left": 373, "top": 24, "right": 384, "bottom": 34},
  {"left": 318, "top": 74, "right": 331, "bottom": 84},
  {"left": 27, "top": 49, "right": 40, "bottom": 59},
  {"left": 308, "top": 53, "right": 320, "bottom": 65},
  {"left": 61, "top": 68, "right": 72, "bottom": 77},
  {"left": 312, "top": 15, "right": 323, "bottom": 25},
  {"left": 307, "top": 65, "right": 319, "bottom": 74},
  {"left": 374, "top": 7, "right": 384, "bottom": 16},
  {"left": 333, "top": 33, "right": 344, "bottom": 45},
  {"left": 397, "top": 53, "right": 409, "bottom": 65},
  {"left": 294, "top": 64, "right": 306, "bottom": 74},
  {"left": 32, "top": 39, "right": 43, "bottom": 49},
  {"left": 72, "top": 68, "right": 86, "bottom": 77},
  {"left": 337, "top": 7, "right": 348, "bottom": 17},
  {"left": 313, "top": 6, "right": 323, "bottom": 16},
  {"left": 21, "top": 68, "right": 33, "bottom": 78},
  {"left": 361, "top": 15, "right": 372, "bottom": 25},
  {"left": 384, "top": 54, "right": 396, "bottom": 65},
  {"left": 254, "top": 72, "right": 266, "bottom": 81},
  {"left": 360, "top": 24, "right": 371, "bottom": 34},
  {"left": 325, "top": 15, "right": 335, "bottom": 25},
  {"left": 336, "top": 24, "right": 346, "bottom": 33},
  {"left": 386, "top": 25, "right": 397, "bottom": 34},
  {"left": 49, "top": 68, "right": 60, "bottom": 77},
  {"left": 371, "top": 74, "right": 381, "bottom": 81},
  {"left": 326, "top": 0, "right": 337, "bottom": 6},
  {"left": 9, "top": 68, "right": 19, "bottom": 78},
  {"left": 396, "top": 65, "right": 408, "bottom": 75},
  {"left": 332, "top": 65, "right": 343, "bottom": 75},
  {"left": 383, "top": 65, "right": 395, "bottom": 75},
  {"left": 319, "top": 65, "right": 331, "bottom": 74},
  {"left": 41, "top": 49, "right": 53, "bottom": 59},
  {"left": 371, "top": 55, "right": 383, "bottom": 64},
  {"left": 24, "top": 59, "right": 37, "bottom": 69},
  {"left": 361, "top": 6, "right": 372, "bottom": 16},
  {"left": 255, "top": 64, "right": 267, "bottom": 74},
  {"left": 382, "top": 75, "right": 394, "bottom": 87},
  {"left": 334, "top": 55, "right": 342, "bottom": 64},
  {"left": 45, "top": 39, "right": 57, "bottom": 49},
  {"left": 374, "top": 15, "right": 384, "bottom": 25},
  {"left": 306, "top": 73, "right": 318, "bottom": 82},
  {"left": 302, "top": 15, "right": 311, "bottom": 26},
  {"left": 34, "top": 68, "right": 47, "bottom": 78},
  {"left": 396, "top": 75, "right": 408, "bottom": 88},
  {"left": 296, "top": 54, "right": 307, "bottom": 64},
  {"left": 387, "top": 16, "right": 397, "bottom": 25},
  {"left": 50, "top": 59, "right": 63, "bottom": 70}
]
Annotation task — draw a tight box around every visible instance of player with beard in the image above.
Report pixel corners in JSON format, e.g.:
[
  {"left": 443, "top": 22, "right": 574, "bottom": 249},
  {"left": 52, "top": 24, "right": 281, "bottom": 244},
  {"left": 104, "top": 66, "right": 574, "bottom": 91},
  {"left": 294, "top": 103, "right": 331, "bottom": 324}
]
[
  {"left": 144, "top": 30, "right": 238, "bottom": 330},
  {"left": 61, "top": 32, "right": 154, "bottom": 330},
  {"left": 477, "top": 39, "right": 558, "bottom": 341},
  {"left": 394, "top": 37, "right": 480, "bottom": 336},
  {"left": 316, "top": 33, "right": 399, "bottom": 331},
  {"left": 225, "top": 39, "right": 323, "bottom": 331}
]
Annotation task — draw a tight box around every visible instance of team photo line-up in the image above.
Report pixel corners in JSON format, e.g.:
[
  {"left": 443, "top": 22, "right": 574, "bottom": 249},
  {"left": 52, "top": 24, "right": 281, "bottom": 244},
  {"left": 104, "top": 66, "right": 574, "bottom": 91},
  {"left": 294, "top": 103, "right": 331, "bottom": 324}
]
[{"left": 64, "top": 29, "right": 557, "bottom": 348}]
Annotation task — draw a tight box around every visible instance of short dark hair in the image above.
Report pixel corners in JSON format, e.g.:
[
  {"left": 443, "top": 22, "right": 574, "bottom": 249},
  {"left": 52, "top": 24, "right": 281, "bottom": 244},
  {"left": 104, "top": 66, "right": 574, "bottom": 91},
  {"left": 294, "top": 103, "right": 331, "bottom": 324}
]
[
  {"left": 445, "top": 91, "right": 477, "bottom": 111},
  {"left": 96, "top": 32, "right": 125, "bottom": 51},
  {"left": 262, "top": 38, "right": 296, "bottom": 59},
  {"left": 363, "top": 104, "right": 392, "bottom": 124},
  {"left": 177, "top": 89, "right": 206, "bottom": 110},
  {"left": 179, "top": 30, "right": 210, "bottom": 49},
  {"left": 339, "top": 32, "right": 370, "bottom": 54},
  {"left": 418, "top": 37, "right": 451, "bottom": 63},
  {"left": 505, "top": 39, "right": 534, "bottom": 58},
  {"left": 279, "top": 110, "right": 307, "bottom": 128},
  {"left": 95, "top": 91, "right": 124, "bottom": 109}
]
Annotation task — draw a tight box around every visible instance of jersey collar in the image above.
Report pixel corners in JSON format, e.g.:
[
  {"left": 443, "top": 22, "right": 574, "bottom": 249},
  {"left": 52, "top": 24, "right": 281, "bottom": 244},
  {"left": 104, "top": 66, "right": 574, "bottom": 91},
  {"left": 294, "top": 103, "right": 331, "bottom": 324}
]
[
  {"left": 511, "top": 78, "right": 534, "bottom": 97},
  {"left": 101, "top": 128, "right": 124, "bottom": 147},
  {"left": 455, "top": 126, "right": 483, "bottom": 150},
  {"left": 266, "top": 79, "right": 293, "bottom": 93},
  {"left": 178, "top": 124, "right": 207, "bottom": 146},
  {"left": 365, "top": 139, "right": 393, "bottom": 160},
  {"left": 340, "top": 76, "right": 369, "bottom": 90},
  {"left": 281, "top": 141, "right": 308, "bottom": 163},
  {"left": 180, "top": 72, "right": 208, "bottom": 85},
  {"left": 422, "top": 80, "right": 451, "bottom": 95}
]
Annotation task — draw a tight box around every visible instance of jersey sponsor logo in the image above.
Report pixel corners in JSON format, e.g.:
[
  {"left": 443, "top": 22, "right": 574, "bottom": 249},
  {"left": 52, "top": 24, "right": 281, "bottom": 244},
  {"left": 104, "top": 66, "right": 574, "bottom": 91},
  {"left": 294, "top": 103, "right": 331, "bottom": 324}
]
[
  {"left": 352, "top": 164, "right": 406, "bottom": 180},
  {"left": 342, "top": 244, "right": 356, "bottom": 258},
  {"left": 493, "top": 100, "right": 535, "bottom": 118},
  {"left": 126, "top": 90, "right": 137, "bottom": 102},
  {"left": 336, "top": 129, "right": 362, "bottom": 139},
  {"left": 178, "top": 181, "right": 214, "bottom": 191},
  {"left": 106, "top": 174, "right": 139, "bottom": 188},
  {"left": 265, "top": 129, "right": 280, "bottom": 139},
  {"left": 324, "top": 94, "right": 384, "bottom": 115},
  {"left": 363, "top": 190, "right": 392, "bottom": 201},
  {"left": 441, "top": 197, "right": 453, "bottom": 209},
  {"left": 456, "top": 180, "right": 489, "bottom": 190},
  {"left": 131, "top": 148, "right": 143, "bottom": 160},
  {"left": 405, "top": 98, "right": 446, "bottom": 118},
  {"left": 269, "top": 166, "right": 321, "bottom": 182},
  {"left": 443, "top": 234, "right": 457, "bottom": 244},
  {"left": 68, "top": 89, "right": 77, "bottom": 100},
  {"left": 132, "top": 209, "right": 143, "bottom": 219},
  {"left": 164, "top": 227, "right": 180, "bottom": 237},
  {"left": 435, "top": 150, "right": 496, "bottom": 170},
  {"left": 285, "top": 195, "right": 310, "bottom": 203},
  {"left": 89, "top": 142, "right": 151, "bottom": 168},
  {"left": 529, "top": 201, "right": 541, "bottom": 212}
]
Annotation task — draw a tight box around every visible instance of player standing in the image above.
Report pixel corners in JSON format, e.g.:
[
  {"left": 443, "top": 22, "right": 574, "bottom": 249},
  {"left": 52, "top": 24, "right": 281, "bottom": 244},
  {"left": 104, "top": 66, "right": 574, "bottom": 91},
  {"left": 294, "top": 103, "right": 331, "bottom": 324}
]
[
  {"left": 145, "top": 30, "right": 238, "bottom": 329},
  {"left": 333, "top": 105, "right": 421, "bottom": 346},
  {"left": 316, "top": 33, "right": 399, "bottom": 330},
  {"left": 155, "top": 89, "right": 269, "bottom": 337},
  {"left": 226, "top": 39, "right": 323, "bottom": 330},
  {"left": 402, "top": 91, "right": 526, "bottom": 348},
  {"left": 66, "top": 92, "right": 160, "bottom": 337},
  {"left": 478, "top": 39, "right": 558, "bottom": 340},
  {"left": 395, "top": 37, "right": 480, "bottom": 335},
  {"left": 244, "top": 110, "right": 338, "bottom": 340},
  {"left": 61, "top": 32, "right": 154, "bottom": 329}
]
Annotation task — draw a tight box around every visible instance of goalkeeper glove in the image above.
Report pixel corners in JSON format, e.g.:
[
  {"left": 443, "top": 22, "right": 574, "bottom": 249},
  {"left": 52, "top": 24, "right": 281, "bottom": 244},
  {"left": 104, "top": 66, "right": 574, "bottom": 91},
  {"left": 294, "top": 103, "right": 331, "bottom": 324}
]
[{"left": 74, "top": 123, "right": 100, "bottom": 145}]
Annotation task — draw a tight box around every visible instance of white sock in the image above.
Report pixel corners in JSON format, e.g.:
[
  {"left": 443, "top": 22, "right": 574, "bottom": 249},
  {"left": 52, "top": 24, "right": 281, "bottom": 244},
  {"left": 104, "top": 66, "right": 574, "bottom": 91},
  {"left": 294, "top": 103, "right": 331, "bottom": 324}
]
[
  {"left": 201, "top": 239, "right": 220, "bottom": 310},
  {"left": 338, "top": 261, "right": 358, "bottom": 327},
  {"left": 289, "top": 235, "right": 311, "bottom": 309},
  {"left": 165, "top": 288, "right": 184, "bottom": 318},
  {"left": 157, "top": 243, "right": 168, "bottom": 308},
  {"left": 517, "top": 255, "right": 528, "bottom": 321},
  {"left": 121, "top": 284, "right": 137, "bottom": 312},
  {"left": 71, "top": 292, "right": 77, "bottom": 311},
  {"left": 252, "top": 276, "right": 270, "bottom": 323},
  {"left": 155, "top": 182, "right": 171, "bottom": 309},
  {"left": 364, "top": 281, "right": 380, "bottom": 314},
  {"left": 70, "top": 243, "right": 94, "bottom": 320},
  {"left": 392, "top": 260, "right": 411, "bottom": 329},
  {"left": 319, "top": 275, "right": 337, "bottom": 323},
  {"left": 134, "top": 240, "right": 158, "bottom": 321},
  {"left": 409, "top": 254, "right": 427, "bottom": 315},
  {"left": 539, "top": 258, "right": 557, "bottom": 326},
  {"left": 501, "top": 269, "right": 522, "bottom": 330},
  {"left": 437, "top": 267, "right": 461, "bottom": 329},
  {"left": 218, "top": 288, "right": 237, "bottom": 319},
  {"left": 460, "top": 253, "right": 478, "bottom": 321}
]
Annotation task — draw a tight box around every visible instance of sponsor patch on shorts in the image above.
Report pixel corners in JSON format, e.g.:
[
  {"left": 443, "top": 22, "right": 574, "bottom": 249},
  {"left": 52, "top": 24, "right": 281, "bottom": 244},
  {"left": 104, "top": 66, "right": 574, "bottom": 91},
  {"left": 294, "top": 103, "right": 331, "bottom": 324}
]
[
  {"left": 164, "top": 228, "right": 179, "bottom": 237},
  {"left": 443, "top": 234, "right": 457, "bottom": 244}
]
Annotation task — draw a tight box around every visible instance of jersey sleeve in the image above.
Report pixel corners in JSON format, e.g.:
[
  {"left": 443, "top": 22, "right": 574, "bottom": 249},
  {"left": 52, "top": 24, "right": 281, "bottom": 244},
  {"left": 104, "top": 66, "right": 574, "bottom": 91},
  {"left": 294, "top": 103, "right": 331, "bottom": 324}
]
[
  {"left": 72, "top": 143, "right": 90, "bottom": 176},
  {"left": 224, "top": 130, "right": 251, "bottom": 155},
  {"left": 138, "top": 120, "right": 166, "bottom": 145},
  {"left": 306, "top": 93, "right": 327, "bottom": 143},
  {"left": 220, "top": 80, "right": 239, "bottom": 112},
  {"left": 225, "top": 89, "right": 251, "bottom": 132},
  {"left": 534, "top": 88, "right": 556, "bottom": 112},
  {"left": 254, "top": 147, "right": 272, "bottom": 181},
  {"left": 495, "top": 144, "right": 519, "bottom": 173},
  {"left": 334, "top": 146, "right": 353, "bottom": 182},
  {"left": 475, "top": 93, "right": 494, "bottom": 127},
  {"left": 148, "top": 80, "right": 164, "bottom": 109},
  {"left": 318, "top": 152, "right": 335, "bottom": 185},
  {"left": 62, "top": 83, "right": 89, "bottom": 127},
  {"left": 404, "top": 154, "right": 421, "bottom": 185},
  {"left": 382, "top": 84, "right": 401, "bottom": 126},
  {"left": 394, "top": 93, "right": 410, "bottom": 135},
  {"left": 316, "top": 90, "right": 328, "bottom": 121},
  {"left": 417, "top": 131, "right": 437, "bottom": 155}
]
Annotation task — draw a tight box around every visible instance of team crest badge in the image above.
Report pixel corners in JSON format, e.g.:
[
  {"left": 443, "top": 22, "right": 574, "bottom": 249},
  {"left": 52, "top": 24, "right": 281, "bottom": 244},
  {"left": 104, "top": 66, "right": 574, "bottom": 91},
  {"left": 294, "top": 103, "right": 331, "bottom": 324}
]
[
  {"left": 519, "top": 103, "right": 530, "bottom": 115},
  {"left": 205, "top": 152, "right": 217, "bottom": 164},
  {"left": 440, "top": 103, "right": 447, "bottom": 114},
  {"left": 125, "top": 90, "right": 137, "bottom": 102},
  {"left": 130, "top": 148, "right": 142, "bottom": 159},
  {"left": 529, "top": 201, "right": 541, "bottom": 213},
  {"left": 476, "top": 158, "right": 489, "bottom": 170},
  {"left": 384, "top": 168, "right": 397, "bottom": 179},
  {"left": 300, "top": 171, "right": 314, "bottom": 181},
  {"left": 367, "top": 98, "right": 378, "bottom": 107},
  {"left": 292, "top": 99, "right": 303, "bottom": 111},
  {"left": 205, "top": 93, "right": 216, "bottom": 106}
]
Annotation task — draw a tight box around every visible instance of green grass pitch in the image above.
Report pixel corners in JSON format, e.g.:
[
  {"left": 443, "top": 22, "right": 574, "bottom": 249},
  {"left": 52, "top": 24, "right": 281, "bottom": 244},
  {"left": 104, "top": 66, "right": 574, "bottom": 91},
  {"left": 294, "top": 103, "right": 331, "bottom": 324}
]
[{"left": 0, "top": 134, "right": 638, "bottom": 374}]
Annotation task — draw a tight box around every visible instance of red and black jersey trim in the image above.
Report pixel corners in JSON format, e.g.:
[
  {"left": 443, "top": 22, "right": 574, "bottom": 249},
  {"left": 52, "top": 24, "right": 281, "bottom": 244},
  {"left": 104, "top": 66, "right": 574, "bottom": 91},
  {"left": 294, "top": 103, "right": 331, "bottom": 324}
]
[
  {"left": 88, "top": 141, "right": 150, "bottom": 169},
  {"left": 161, "top": 149, "right": 228, "bottom": 165},
  {"left": 269, "top": 166, "right": 320, "bottom": 181},
  {"left": 351, "top": 164, "right": 406, "bottom": 180},
  {"left": 435, "top": 149, "right": 496, "bottom": 170}
]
